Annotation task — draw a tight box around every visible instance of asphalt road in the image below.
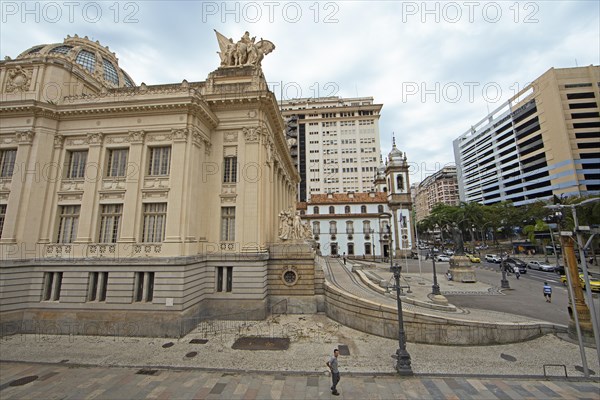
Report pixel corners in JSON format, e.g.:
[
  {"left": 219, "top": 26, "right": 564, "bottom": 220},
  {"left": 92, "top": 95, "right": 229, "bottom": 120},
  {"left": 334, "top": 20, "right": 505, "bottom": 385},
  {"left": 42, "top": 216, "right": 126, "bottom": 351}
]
[{"left": 398, "top": 257, "right": 599, "bottom": 326}]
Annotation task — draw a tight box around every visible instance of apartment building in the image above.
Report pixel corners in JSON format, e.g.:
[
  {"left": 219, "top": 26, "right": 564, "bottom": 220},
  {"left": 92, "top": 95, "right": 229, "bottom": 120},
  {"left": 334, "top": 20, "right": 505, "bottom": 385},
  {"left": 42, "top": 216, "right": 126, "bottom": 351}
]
[
  {"left": 453, "top": 66, "right": 599, "bottom": 205},
  {"left": 281, "top": 97, "right": 383, "bottom": 201},
  {"left": 414, "top": 166, "right": 460, "bottom": 222}
]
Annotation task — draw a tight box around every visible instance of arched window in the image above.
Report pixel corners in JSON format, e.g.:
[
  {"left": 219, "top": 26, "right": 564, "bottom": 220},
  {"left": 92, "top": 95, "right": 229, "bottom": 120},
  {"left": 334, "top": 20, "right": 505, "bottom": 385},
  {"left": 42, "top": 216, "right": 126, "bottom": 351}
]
[
  {"left": 360, "top": 205, "right": 367, "bottom": 213},
  {"left": 344, "top": 205, "right": 351, "bottom": 214},
  {"left": 378, "top": 205, "right": 384, "bottom": 213},
  {"left": 313, "top": 206, "right": 319, "bottom": 214},
  {"left": 312, "top": 221, "right": 320, "bottom": 235},
  {"left": 363, "top": 220, "right": 371, "bottom": 236},
  {"left": 396, "top": 175, "right": 404, "bottom": 191},
  {"left": 329, "top": 206, "right": 335, "bottom": 214},
  {"left": 329, "top": 221, "right": 337, "bottom": 234},
  {"left": 346, "top": 221, "right": 354, "bottom": 234}
]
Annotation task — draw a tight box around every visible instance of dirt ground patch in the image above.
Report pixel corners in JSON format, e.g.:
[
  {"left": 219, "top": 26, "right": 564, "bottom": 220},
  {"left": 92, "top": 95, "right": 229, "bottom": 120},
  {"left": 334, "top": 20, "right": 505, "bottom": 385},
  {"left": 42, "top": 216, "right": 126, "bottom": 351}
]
[{"left": 231, "top": 336, "right": 290, "bottom": 350}]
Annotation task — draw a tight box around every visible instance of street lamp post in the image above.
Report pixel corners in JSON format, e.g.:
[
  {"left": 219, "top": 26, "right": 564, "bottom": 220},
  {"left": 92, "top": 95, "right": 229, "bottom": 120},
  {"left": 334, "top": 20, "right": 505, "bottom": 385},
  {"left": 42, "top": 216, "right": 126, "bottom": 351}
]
[
  {"left": 388, "top": 224, "right": 413, "bottom": 375},
  {"left": 430, "top": 247, "right": 441, "bottom": 295},
  {"left": 500, "top": 253, "right": 510, "bottom": 289}
]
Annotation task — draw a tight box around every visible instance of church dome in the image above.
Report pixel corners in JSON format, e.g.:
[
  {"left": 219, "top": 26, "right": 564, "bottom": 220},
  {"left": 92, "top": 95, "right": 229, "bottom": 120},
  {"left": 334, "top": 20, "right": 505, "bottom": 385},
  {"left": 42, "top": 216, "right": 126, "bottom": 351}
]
[
  {"left": 16, "top": 34, "right": 135, "bottom": 88},
  {"left": 387, "top": 135, "right": 407, "bottom": 167}
]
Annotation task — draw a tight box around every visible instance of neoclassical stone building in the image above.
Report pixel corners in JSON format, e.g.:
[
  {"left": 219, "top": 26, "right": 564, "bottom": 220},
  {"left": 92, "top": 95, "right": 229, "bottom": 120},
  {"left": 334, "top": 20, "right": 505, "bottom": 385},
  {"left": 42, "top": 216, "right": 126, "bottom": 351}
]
[{"left": 0, "top": 34, "right": 318, "bottom": 336}]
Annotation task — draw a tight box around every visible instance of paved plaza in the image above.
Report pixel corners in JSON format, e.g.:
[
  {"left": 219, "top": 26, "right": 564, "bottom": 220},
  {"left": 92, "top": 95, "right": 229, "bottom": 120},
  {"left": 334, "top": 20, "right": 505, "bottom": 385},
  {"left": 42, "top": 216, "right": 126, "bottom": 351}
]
[
  {"left": 1, "top": 361, "right": 599, "bottom": 400},
  {"left": 1, "top": 257, "right": 599, "bottom": 398}
]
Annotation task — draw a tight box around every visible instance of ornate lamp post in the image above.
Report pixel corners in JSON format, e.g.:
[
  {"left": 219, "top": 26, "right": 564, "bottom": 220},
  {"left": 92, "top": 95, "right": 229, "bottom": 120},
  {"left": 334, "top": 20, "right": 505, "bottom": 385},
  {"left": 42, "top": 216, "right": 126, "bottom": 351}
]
[
  {"left": 385, "top": 221, "right": 413, "bottom": 375},
  {"left": 429, "top": 246, "right": 441, "bottom": 295},
  {"left": 500, "top": 253, "right": 510, "bottom": 289}
]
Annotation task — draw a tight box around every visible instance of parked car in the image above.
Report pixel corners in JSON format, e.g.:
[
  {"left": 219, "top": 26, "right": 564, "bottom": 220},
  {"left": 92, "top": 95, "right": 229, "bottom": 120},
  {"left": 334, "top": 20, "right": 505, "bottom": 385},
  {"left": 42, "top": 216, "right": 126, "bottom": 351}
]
[
  {"left": 504, "top": 258, "right": 527, "bottom": 274},
  {"left": 560, "top": 273, "right": 600, "bottom": 292},
  {"left": 436, "top": 255, "right": 451, "bottom": 262},
  {"left": 443, "top": 249, "right": 454, "bottom": 256},
  {"left": 527, "top": 261, "right": 555, "bottom": 272},
  {"left": 485, "top": 254, "right": 501, "bottom": 263},
  {"left": 465, "top": 253, "right": 481, "bottom": 263}
]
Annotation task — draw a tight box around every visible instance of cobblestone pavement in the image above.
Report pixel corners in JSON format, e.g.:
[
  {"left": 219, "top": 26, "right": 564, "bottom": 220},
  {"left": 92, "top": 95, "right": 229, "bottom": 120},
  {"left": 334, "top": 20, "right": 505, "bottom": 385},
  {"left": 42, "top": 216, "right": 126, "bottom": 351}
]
[{"left": 1, "top": 361, "right": 599, "bottom": 399}]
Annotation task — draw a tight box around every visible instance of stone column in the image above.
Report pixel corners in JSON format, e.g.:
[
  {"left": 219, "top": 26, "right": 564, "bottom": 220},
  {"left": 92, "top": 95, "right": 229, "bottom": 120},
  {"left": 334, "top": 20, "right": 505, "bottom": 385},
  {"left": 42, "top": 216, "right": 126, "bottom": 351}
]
[
  {"left": 75, "top": 132, "right": 104, "bottom": 243},
  {"left": 120, "top": 131, "right": 146, "bottom": 243},
  {"left": 1, "top": 130, "right": 35, "bottom": 243},
  {"left": 39, "top": 134, "right": 65, "bottom": 243},
  {"left": 241, "top": 126, "right": 261, "bottom": 252},
  {"left": 164, "top": 129, "right": 188, "bottom": 244}
]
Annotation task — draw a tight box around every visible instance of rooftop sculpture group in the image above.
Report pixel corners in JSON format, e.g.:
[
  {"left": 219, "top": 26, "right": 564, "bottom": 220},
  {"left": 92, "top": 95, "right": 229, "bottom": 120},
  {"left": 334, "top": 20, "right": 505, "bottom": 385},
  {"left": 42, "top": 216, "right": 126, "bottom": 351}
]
[{"left": 215, "top": 30, "right": 275, "bottom": 68}]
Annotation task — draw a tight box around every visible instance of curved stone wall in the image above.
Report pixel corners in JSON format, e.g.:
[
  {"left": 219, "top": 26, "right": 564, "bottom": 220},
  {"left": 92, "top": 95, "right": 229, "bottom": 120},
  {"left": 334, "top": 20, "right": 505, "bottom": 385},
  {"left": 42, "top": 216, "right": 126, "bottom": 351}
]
[{"left": 323, "top": 281, "right": 566, "bottom": 345}]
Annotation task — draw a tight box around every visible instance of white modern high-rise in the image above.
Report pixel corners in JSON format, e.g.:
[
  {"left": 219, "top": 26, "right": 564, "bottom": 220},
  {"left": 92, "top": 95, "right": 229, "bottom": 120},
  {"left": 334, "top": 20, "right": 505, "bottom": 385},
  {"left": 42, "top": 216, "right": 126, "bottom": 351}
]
[
  {"left": 453, "top": 66, "right": 599, "bottom": 206},
  {"left": 281, "top": 97, "right": 383, "bottom": 201}
]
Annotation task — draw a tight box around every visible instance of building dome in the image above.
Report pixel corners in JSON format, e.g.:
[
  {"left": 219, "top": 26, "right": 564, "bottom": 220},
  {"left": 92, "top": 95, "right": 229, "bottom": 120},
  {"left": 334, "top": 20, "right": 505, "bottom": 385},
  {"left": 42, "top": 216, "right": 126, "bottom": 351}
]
[
  {"left": 16, "top": 34, "right": 135, "bottom": 88},
  {"left": 387, "top": 135, "right": 406, "bottom": 165}
]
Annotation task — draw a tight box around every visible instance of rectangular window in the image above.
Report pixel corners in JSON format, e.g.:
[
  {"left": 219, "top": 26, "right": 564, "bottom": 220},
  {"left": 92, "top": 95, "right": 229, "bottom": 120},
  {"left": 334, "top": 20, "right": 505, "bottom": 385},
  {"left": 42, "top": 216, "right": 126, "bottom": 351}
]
[
  {"left": 99, "top": 204, "right": 122, "bottom": 243},
  {"left": 133, "top": 272, "right": 154, "bottom": 302},
  {"left": 107, "top": 149, "right": 128, "bottom": 177},
  {"left": 0, "top": 149, "right": 17, "bottom": 178},
  {"left": 223, "top": 156, "right": 237, "bottom": 183},
  {"left": 87, "top": 272, "right": 109, "bottom": 302},
  {"left": 57, "top": 205, "right": 80, "bottom": 243},
  {"left": 66, "top": 150, "right": 88, "bottom": 179},
  {"left": 365, "top": 243, "right": 371, "bottom": 255},
  {"left": 216, "top": 267, "right": 233, "bottom": 292},
  {"left": 142, "top": 203, "right": 167, "bottom": 242},
  {"left": 147, "top": 146, "right": 171, "bottom": 176},
  {"left": 0, "top": 204, "right": 6, "bottom": 237},
  {"left": 41, "top": 272, "right": 63, "bottom": 301},
  {"left": 221, "top": 207, "right": 235, "bottom": 241}
]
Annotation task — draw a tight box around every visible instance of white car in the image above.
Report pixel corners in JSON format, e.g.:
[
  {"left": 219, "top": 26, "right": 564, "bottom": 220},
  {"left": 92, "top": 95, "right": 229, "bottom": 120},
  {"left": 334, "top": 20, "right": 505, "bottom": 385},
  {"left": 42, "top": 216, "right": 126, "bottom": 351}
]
[
  {"left": 527, "top": 261, "right": 555, "bottom": 272},
  {"left": 485, "top": 254, "right": 501, "bottom": 263},
  {"left": 436, "top": 255, "right": 451, "bottom": 262}
]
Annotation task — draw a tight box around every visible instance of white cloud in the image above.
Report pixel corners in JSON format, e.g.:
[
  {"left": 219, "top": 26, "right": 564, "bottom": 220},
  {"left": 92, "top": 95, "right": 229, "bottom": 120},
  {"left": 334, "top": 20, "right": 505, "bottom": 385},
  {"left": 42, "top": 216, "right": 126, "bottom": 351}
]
[{"left": 1, "top": 0, "right": 598, "bottom": 183}]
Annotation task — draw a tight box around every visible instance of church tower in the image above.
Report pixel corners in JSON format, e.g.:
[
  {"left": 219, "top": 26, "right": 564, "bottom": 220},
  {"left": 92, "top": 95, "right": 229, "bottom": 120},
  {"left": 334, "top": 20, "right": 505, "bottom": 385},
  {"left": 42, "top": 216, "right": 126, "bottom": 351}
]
[{"left": 385, "top": 135, "right": 414, "bottom": 256}]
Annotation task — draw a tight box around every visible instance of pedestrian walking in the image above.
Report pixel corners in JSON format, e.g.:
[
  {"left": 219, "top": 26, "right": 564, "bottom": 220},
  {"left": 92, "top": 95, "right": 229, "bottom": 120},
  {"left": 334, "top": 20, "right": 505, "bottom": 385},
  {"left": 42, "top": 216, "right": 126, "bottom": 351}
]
[
  {"left": 326, "top": 348, "right": 340, "bottom": 396},
  {"left": 342, "top": 252, "right": 346, "bottom": 265},
  {"left": 515, "top": 268, "right": 520, "bottom": 279},
  {"left": 543, "top": 282, "right": 552, "bottom": 302}
]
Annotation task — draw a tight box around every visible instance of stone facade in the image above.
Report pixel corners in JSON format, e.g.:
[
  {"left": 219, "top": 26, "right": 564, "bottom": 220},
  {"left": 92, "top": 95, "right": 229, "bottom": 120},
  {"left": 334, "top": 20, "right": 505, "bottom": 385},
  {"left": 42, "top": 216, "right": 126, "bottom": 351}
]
[{"left": 0, "top": 34, "right": 319, "bottom": 337}]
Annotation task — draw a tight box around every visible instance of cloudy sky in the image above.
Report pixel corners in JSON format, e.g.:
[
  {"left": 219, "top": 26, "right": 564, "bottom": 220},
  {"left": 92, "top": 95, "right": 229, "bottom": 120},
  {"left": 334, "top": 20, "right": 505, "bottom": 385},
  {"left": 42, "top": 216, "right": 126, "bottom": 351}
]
[{"left": 1, "top": 1, "right": 598, "bottom": 183}]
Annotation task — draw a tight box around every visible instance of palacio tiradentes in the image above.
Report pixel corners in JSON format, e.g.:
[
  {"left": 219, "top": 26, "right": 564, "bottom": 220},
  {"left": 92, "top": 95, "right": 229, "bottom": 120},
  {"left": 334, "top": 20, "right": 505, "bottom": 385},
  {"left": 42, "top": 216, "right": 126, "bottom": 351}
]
[{"left": 0, "top": 32, "right": 322, "bottom": 337}]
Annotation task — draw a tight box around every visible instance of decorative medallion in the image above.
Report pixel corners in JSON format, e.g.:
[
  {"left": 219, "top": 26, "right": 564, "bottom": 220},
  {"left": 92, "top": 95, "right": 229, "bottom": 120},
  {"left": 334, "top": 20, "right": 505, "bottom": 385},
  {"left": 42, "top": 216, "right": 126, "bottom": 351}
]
[
  {"left": 128, "top": 130, "right": 146, "bottom": 144},
  {"left": 5, "top": 66, "right": 32, "bottom": 93},
  {"left": 281, "top": 266, "right": 299, "bottom": 286},
  {"left": 86, "top": 132, "right": 104, "bottom": 146},
  {"left": 16, "top": 130, "right": 35, "bottom": 144}
]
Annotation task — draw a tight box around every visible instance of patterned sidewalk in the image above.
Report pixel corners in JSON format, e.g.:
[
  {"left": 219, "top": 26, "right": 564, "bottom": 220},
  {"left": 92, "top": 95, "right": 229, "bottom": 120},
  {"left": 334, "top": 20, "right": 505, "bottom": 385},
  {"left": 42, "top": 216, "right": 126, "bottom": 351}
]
[{"left": 1, "top": 361, "right": 598, "bottom": 400}]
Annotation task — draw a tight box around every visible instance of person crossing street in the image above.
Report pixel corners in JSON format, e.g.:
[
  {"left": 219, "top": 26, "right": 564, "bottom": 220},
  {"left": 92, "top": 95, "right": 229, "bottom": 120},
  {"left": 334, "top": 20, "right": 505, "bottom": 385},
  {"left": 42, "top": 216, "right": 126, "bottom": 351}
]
[{"left": 543, "top": 282, "right": 552, "bottom": 302}]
